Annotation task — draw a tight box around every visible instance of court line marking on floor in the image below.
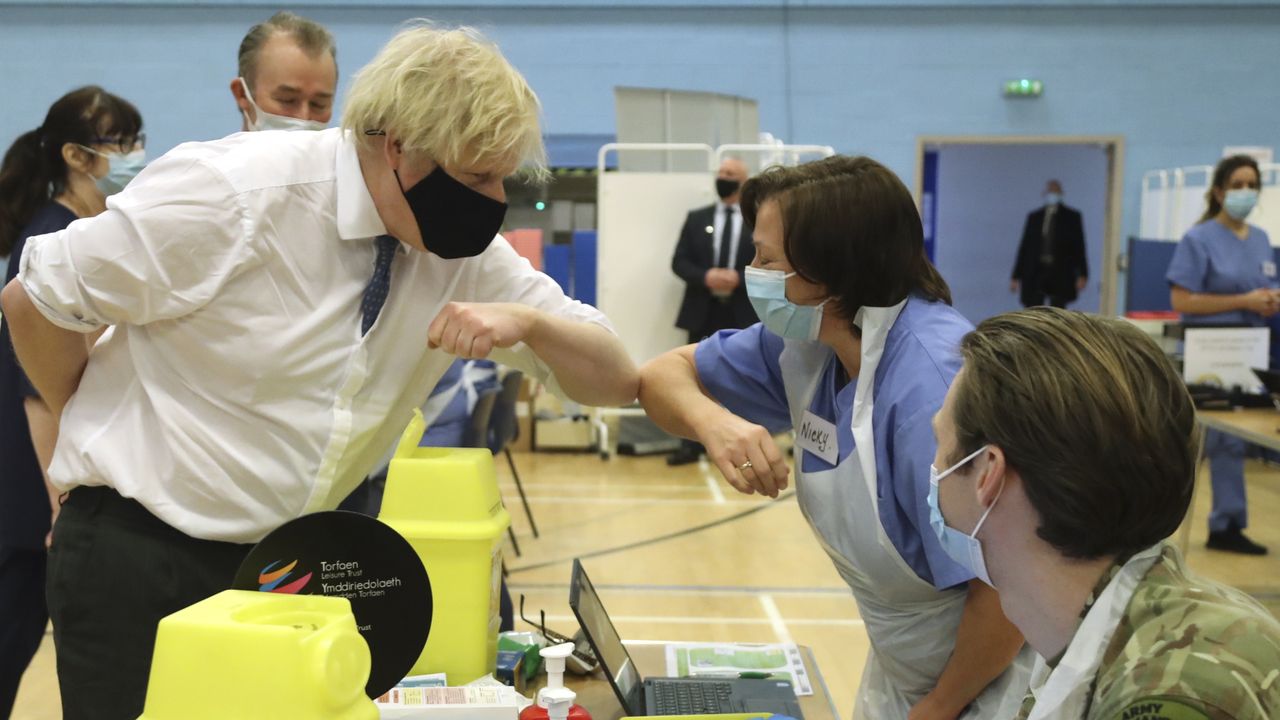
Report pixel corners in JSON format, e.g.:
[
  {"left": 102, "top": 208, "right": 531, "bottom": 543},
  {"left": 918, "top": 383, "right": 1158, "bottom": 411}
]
[
  {"left": 508, "top": 581, "right": 850, "bottom": 597},
  {"left": 537, "top": 613, "right": 864, "bottom": 628},
  {"left": 504, "top": 503, "right": 669, "bottom": 541},
  {"left": 506, "top": 490, "right": 796, "bottom": 575},
  {"left": 699, "top": 458, "right": 727, "bottom": 504},
  {"left": 758, "top": 594, "right": 795, "bottom": 643}
]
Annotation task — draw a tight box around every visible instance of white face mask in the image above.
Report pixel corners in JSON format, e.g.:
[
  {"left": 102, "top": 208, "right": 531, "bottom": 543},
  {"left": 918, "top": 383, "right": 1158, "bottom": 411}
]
[{"left": 238, "top": 78, "right": 326, "bottom": 132}]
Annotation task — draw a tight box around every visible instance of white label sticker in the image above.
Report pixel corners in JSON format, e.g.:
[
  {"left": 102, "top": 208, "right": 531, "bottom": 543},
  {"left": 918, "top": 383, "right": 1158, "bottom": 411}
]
[
  {"left": 796, "top": 410, "right": 839, "bottom": 466},
  {"left": 1264, "top": 260, "right": 1276, "bottom": 278}
]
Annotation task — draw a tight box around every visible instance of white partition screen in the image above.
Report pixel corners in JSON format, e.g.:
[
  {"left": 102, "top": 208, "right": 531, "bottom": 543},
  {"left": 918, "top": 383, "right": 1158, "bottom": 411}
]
[
  {"left": 1173, "top": 167, "right": 1215, "bottom": 241},
  {"left": 1254, "top": 165, "right": 1280, "bottom": 239},
  {"left": 1139, "top": 163, "right": 1280, "bottom": 243},
  {"left": 597, "top": 172, "right": 717, "bottom": 364},
  {"left": 1139, "top": 170, "right": 1170, "bottom": 240}
]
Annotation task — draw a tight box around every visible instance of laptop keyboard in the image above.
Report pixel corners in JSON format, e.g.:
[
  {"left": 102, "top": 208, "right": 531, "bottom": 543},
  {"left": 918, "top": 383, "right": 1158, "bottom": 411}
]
[{"left": 651, "top": 680, "right": 734, "bottom": 714}]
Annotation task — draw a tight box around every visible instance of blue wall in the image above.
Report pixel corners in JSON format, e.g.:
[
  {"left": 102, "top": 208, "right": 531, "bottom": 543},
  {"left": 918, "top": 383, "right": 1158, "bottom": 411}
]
[
  {"left": 2, "top": 3, "right": 1278, "bottom": 311},
  {"left": 934, "top": 143, "right": 1109, "bottom": 323}
]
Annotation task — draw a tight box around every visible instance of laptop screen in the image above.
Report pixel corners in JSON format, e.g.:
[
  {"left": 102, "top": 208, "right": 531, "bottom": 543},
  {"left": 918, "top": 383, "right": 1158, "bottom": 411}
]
[
  {"left": 568, "top": 559, "right": 644, "bottom": 714},
  {"left": 1254, "top": 367, "right": 1280, "bottom": 397}
]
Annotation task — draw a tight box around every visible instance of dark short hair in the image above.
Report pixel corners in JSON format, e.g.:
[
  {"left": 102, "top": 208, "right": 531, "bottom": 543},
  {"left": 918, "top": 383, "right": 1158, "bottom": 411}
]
[
  {"left": 238, "top": 11, "right": 337, "bottom": 90},
  {"left": 740, "top": 155, "right": 950, "bottom": 322},
  {"left": 951, "top": 307, "right": 1198, "bottom": 559}
]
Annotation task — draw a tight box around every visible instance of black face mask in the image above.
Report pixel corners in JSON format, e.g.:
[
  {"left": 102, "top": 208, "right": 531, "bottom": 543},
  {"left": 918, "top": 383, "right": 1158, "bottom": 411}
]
[
  {"left": 397, "top": 166, "right": 508, "bottom": 259},
  {"left": 715, "top": 178, "right": 741, "bottom": 200}
]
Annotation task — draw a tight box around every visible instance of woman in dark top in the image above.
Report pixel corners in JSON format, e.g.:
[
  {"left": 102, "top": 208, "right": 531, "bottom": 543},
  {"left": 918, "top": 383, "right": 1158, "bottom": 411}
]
[{"left": 0, "top": 85, "right": 143, "bottom": 716}]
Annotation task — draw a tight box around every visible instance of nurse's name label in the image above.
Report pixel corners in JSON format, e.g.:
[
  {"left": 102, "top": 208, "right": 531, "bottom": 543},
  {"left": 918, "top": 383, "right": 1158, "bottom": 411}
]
[
  {"left": 1264, "top": 260, "right": 1277, "bottom": 278},
  {"left": 797, "top": 410, "right": 838, "bottom": 465}
]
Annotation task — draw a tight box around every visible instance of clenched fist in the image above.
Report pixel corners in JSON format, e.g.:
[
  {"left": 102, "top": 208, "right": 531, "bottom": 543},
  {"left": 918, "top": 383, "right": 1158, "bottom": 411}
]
[{"left": 427, "top": 302, "right": 538, "bottom": 359}]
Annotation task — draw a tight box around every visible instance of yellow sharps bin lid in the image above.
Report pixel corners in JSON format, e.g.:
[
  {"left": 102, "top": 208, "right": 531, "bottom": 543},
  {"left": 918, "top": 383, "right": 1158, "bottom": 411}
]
[{"left": 381, "top": 409, "right": 509, "bottom": 536}]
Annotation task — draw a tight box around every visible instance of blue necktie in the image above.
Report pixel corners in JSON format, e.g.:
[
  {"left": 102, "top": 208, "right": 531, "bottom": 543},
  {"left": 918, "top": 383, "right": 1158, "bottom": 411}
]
[{"left": 360, "top": 235, "right": 399, "bottom": 335}]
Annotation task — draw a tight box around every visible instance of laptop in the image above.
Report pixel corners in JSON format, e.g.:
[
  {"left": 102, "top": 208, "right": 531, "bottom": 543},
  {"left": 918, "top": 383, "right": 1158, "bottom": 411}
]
[{"left": 568, "top": 559, "right": 805, "bottom": 718}]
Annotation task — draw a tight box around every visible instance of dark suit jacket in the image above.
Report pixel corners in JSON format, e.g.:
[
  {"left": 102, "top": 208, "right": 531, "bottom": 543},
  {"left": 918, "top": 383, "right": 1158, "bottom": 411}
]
[
  {"left": 672, "top": 204, "right": 758, "bottom": 335},
  {"left": 1012, "top": 203, "right": 1088, "bottom": 304}
]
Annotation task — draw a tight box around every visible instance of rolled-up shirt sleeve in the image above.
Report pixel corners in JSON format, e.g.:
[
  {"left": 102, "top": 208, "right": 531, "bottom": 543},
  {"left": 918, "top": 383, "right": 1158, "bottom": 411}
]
[
  {"left": 467, "top": 235, "right": 615, "bottom": 394},
  {"left": 18, "top": 153, "right": 251, "bottom": 331}
]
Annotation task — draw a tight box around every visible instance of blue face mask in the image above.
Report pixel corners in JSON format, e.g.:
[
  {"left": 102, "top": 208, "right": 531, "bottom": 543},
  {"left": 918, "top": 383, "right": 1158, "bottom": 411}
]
[
  {"left": 744, "top": 266, "right": 829, "bottom": 341},
  {"left": 928, "top": 445, "right": 1001, "bottom": 586},
  {"left": 1044, "top": 192, "right": 1062, "bottom": 206},
  {"left": 1223, "top": 189, "right": 1259, "bottom": 221},
  {"left": 85, "top": 148, "right": 146, "bottom": 196}
]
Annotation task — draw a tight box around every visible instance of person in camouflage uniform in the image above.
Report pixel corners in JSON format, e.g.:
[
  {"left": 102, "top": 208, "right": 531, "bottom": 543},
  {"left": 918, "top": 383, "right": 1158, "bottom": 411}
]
[{"left": 928, "top": 307, "right": 1280, "bottom": 720}]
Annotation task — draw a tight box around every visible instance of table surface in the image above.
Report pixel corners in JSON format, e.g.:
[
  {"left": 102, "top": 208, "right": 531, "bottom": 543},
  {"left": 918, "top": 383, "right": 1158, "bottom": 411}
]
[
  {"left": 1198, "top": 408, "right": 1280, "bottom": 452},
  {"left": 539, "top": 641, "right": 839, "bottom": 720}
]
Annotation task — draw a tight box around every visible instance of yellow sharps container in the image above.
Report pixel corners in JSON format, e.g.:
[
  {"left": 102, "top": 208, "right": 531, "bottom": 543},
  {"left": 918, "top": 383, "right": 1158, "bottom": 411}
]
[
  {"left": 379, "top": 409, "right": 511, "bottom": 684},
  {"left": 138, "top": 589, "right": 376, "bottom": 720}
]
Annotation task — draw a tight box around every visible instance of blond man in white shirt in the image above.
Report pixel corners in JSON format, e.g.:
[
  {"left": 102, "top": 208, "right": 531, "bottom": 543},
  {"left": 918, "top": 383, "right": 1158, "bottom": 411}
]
[{"left": 1, "top": 24, "right": 638, "bottom": 720}]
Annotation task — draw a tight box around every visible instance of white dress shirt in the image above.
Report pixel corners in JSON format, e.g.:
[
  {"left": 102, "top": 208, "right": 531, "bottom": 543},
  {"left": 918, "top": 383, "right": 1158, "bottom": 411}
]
[{"left": 19, "top": 128, "right": 611, "bottom": 543}]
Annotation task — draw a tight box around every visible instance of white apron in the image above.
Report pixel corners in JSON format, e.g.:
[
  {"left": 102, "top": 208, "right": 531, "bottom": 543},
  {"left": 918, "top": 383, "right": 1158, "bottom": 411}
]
[
  {"left": 1023, "top": 545, "right": 1164, "bottom": 720},
  {"left": 779, "top": 299, "right": 1031, "bottom": 720}
]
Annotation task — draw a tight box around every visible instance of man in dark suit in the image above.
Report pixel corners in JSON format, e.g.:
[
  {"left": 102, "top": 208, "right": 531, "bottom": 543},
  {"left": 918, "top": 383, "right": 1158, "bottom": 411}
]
[
  {"left": 667, "top": 158, "right": 758, "bottom": 465},
  {"left": 1011, "top": 179, "right": 1089, "bottom": 308}
]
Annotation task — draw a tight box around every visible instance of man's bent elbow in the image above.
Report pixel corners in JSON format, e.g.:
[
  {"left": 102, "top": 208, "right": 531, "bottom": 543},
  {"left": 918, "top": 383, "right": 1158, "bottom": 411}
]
[{"left": 1, "top": 279, "right": 32, "bottom": 324}]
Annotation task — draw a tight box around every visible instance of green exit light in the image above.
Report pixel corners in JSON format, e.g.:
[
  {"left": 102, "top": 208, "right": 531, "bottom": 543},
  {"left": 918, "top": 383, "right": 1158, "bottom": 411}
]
[{"left": 1003, "top": 78, "right": 1043, "bottom": 98}]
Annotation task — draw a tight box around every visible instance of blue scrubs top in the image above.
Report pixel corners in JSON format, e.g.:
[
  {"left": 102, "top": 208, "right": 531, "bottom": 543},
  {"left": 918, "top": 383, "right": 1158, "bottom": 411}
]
[
  {"left": 1166, "top": 220, "right": 1276, "bottom": 327},
  {"left": 694, "top": 296, "right": 975, "bottom": 590}
]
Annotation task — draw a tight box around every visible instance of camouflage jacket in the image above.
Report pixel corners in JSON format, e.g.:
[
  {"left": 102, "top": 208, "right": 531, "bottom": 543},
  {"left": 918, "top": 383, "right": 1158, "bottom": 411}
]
[{"left": 1014, "top": 543, "right": 1280, "bottom": 720}]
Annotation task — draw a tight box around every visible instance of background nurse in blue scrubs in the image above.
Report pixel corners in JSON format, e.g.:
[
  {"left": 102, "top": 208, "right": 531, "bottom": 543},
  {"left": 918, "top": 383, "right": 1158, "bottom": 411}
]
[
  {"left": 639, "top": 156, "right": 1031, "bottom": 720},
  {"left": 1167, "top": 154, "right": 1274, "bottom": 556}
]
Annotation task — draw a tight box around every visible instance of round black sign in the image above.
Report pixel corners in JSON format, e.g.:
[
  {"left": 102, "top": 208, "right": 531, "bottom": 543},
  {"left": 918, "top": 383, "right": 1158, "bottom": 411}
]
[{"left": 232, "top": 511, "right": 432, "bottom": 697}]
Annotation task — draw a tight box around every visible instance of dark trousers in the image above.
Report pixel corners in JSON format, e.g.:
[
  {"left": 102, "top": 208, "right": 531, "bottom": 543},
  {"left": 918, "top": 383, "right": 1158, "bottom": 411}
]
[
  {"left": 691, "top": 299, "right": 737, "bottom": 346},
  {"left": 47, "top": 486, "right": 251, "bottom": 720},
  {"left": 0, "top": 546, "right": 47, "bottom": 718}
]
